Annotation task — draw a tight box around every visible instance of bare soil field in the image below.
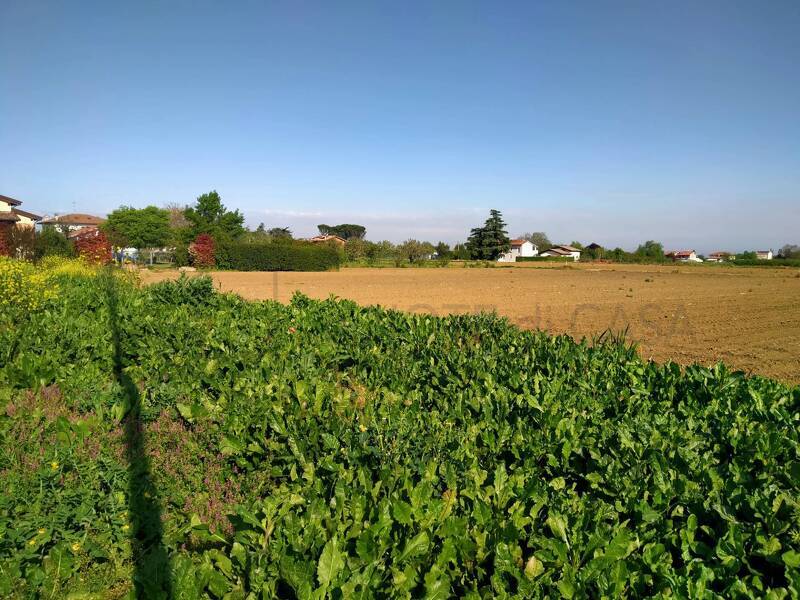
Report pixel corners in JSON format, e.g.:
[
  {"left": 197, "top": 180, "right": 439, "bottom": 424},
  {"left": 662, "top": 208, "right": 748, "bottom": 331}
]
[{"left": 142, "top": 263, "right": 800, "bottom": 383}]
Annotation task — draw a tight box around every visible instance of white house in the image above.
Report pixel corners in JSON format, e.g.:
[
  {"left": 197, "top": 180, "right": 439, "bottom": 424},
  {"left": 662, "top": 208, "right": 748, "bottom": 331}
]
[
  {"left": 666, "top": 250, "right": 702, "bottom": 263},
  {"left": 540, "top": 245, "right": 581, "bottom": 262},
  {"left": 0, "top": 194, "right": 42, "bottom": 228},
  {"left": 498, "top": 239, "right": 538, "bottom": 262},
  {"left": 756, "top": 250, "right": 773, "bottom": 260}
]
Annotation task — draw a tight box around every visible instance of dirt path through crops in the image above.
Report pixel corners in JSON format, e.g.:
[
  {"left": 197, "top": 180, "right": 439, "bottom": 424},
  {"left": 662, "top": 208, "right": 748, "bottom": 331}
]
[{"left": 141, "top": 264, "right": 800, "bottom": 384}]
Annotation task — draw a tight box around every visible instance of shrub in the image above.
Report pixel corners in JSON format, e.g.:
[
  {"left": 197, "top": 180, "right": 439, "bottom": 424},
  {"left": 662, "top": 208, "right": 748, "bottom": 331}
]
[
  {"left": 147, "top": 274, "right": 217, "bottom": 307},
  {"left": 74, "top": 231, "right": 112, "bottom": 265},
  {"left": 34, "top": 227, "right": 74, "bottom": 260},
  {"left": 218, "top": 240, "right": 341, "bottom": 271},
  {"left": 0, "top": 257, "right": 57, "bottom": 314},
  {"left": 189, "top": 234, "right": 215, "bottom": 268}
]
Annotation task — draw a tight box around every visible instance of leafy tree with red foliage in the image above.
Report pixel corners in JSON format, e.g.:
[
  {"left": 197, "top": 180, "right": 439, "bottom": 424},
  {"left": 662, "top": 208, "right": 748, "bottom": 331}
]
[
  {"left": 0, "top": 226, "right": 10, "bottom": 257},
  {"left": 189, "top": 233, "right": 215, "bottom": 268},
  {"left": 74, "top": 231, "right": 112, "bottom": 264}
]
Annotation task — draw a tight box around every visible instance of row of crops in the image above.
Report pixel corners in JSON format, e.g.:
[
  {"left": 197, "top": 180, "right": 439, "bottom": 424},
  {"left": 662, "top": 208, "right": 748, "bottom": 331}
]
[{"left": 1, "top": 260, "right": 798, "bottom": 598}]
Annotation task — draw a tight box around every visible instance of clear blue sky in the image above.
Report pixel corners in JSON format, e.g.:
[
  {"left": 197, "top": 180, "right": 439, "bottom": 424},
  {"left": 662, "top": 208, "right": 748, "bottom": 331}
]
[{"left": 2, "top": 0, "right": 798, "bottom": 252}]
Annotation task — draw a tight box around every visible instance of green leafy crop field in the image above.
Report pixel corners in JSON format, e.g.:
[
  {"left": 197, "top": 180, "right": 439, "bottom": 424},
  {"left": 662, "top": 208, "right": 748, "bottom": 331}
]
[{"left": 1, "top": 264, "right": 799, "bottom": 598}]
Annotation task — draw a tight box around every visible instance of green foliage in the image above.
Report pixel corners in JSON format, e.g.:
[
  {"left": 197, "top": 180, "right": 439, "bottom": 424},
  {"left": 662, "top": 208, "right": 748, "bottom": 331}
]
[
  {"left": 779, "top": 244, "right": 799, "bottom": 259},
  {"left": 521, "top": 231, "right": 552, "bottom": 250},
  {"left": 183, "top": 191, "right": 245, "bottom": 242},
  {"left": 635, "top": 240, "right": 665, "bottom": 259},
  {"left": 434, "top": 241, "right": 451, "bottom": 259},
  {"left": 34, "top": 226, "right": 74, "bottom": 260},
  {"left": 396, "top": 239, "right": 435, "bottom": 263},
  {"left": 0, "top": 269, "right": 798, "bottom": 597},
  {"left": 147, "top": 274, "right": 217, "bottom": 307},
  {"left": 317, "top": 223, "right": 366, "bottom": 240},
  {"left": 467, "top": 209, "right": 511, "bottom": 260},
  {"left": 217, "top": 240, "right": 341, "bottom": 271},
  {"left": 103, "top": 205, "right": 172, "bottom": 249}
]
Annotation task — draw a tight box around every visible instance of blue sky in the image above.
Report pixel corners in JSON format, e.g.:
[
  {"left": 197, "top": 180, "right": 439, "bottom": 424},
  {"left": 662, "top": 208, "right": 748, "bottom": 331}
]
[{"left": 1, "top": 0, "right": 798, "bottom": 252}]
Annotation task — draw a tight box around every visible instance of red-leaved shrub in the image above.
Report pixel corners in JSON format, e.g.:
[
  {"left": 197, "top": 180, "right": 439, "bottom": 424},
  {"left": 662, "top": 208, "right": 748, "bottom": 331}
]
[
  {"left": 189, "top": 234, "right": 215, "bottom": 268},
  {"left": 0, "top": 224, "right": 11, "bottom": 257},
  {"left": 74, "top": 231, "right": 112, "bottom": 264}
]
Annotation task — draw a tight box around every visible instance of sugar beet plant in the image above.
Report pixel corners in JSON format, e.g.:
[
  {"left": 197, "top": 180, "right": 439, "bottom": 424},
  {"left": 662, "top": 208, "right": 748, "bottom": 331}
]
[{"left": 0, "top": 265, "right": 798, "bottom": 598}]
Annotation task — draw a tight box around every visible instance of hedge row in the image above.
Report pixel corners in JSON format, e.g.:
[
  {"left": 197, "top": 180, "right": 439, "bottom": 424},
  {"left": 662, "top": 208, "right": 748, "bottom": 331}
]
[
  {"left": 730, "top": 258, "right": 800, "bottom": 267},
  {"left": 516, "top": 255, "right": 576, "bottom": 262},
  {"left": 216, "top": 241, "right": 341, "bottom": 271}
]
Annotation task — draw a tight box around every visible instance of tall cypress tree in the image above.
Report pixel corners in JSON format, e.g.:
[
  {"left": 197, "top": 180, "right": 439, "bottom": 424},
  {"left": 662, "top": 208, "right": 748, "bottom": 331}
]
[{"left": 467, "top": 209, "right": 510, "bottom": 260}]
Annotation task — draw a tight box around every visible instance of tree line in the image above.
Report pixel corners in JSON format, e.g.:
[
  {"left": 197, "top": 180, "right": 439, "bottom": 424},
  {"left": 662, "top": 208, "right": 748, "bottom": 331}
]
[{"left": 16, "top": 196, "right": 799, "bottom": 267}]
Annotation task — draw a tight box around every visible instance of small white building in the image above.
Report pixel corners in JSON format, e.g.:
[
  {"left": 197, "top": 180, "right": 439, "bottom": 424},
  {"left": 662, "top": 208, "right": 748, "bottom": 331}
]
[
  {"left": 540, "top": 245, "right": 581, "bottom": 262},
  {"left": 756, "top": 250, "right": 773, "bottom": 260},
  {"left": 666, "top": 250, "right": 702, "bottom": 263},
  {"left": 498, "top": 239, "right": 538, "bottom": 262}
]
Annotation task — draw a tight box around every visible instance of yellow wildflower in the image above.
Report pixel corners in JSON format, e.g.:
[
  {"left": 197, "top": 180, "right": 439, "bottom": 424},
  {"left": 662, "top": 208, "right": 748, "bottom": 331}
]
[
  {"left": 50, "top": 461, "right": 59, "bottom": 470},
  {"left": 71, "top": 542, "right": 81, "bottom": 552},
  {"left": 122, "top": 524, "right": 130, "bottom": 532},
  {"left": 28, "top": 538, "right": 37, "bottom": 546},
  {"left": 37, "top": 528, "right": 45, "bottom": 534},
  {"left": 359, "top": 424, "right": 367, "bottom": 432}
]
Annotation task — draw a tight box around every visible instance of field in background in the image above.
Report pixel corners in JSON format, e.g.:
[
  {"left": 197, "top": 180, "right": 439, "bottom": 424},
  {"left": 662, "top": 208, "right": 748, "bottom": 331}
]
[{"left": 142, "top": 263, "right": 800, "bottom": 383}]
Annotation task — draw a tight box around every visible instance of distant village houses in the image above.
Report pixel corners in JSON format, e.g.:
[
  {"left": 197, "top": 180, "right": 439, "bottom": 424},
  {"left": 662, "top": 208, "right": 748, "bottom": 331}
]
[
  {"left": 0, "top": 194, "right": 42, "bottom": 229},
  {"left": 666, "top": 250, "right": 702, "bottom": 263},
  {"left": 309, "top": 234, "right": 346, "bottom": 246},
  {"left": 497, "top": 239, "right": 538, "bottom": 262},
  {"left": 40, "top": 213, "right": 105, "bottom": 233},
  {"left": 706, "top": 251, "right": 733, "bottom": 263},
  {"left": 0, "top": 194, "right": 42, "bottom": 255},
  {"left": 539, "top": 245, "right": 581, "bottom": 262},
  {"left": 756, "top": 250, "right": 773, "bottom": 260}
]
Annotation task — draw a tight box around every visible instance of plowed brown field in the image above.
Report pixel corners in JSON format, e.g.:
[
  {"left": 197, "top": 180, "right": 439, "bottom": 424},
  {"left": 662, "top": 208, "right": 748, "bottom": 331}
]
[{"left": 141, "top": 263, "right": 800, "bottom": 383}]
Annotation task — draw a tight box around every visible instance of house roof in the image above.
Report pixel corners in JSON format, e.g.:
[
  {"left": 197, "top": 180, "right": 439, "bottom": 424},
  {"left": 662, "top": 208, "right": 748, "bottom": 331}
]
[
  {"left": 756, "top": 250, "right": 771, "bottom": 254},
  {"left": 546, "top": 245, "right": 581, "bottom": 254},
  {"left": 309, "top": 234, "right": 346, "bottom": 244},
  {"left": 0, "top": 212, "right": 21, "bottom": 223},
  {"left": 708, "top": 251, "right": 730, "bottom": 257},
  {"left": 40, "top": 213, "right": 105, "bottom": 226},
  {"left": 12, "top": 207, "right": 42, "bottom": 221},
  {"left": 667, "top": 250, "right": 695, "bottom": 258},
  {"left": 542, "top": 247, "right": 572, "bottom": 256},
  {"left": 0, "top": 194, "right": 23, "bottom": 206},
  {"left": 67, "top": 226, "right": 100, "bottom": 240},
  {"left": 509, "top": 238, "right": 530, "bottom": 246}
]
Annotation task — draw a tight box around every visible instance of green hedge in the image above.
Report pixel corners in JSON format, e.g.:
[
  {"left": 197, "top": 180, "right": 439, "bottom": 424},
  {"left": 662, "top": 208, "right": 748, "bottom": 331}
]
[
  {"left": 216, "top": 241, "right": 341, "bottom": 271},
  {"left": 730, "top": 258, "right": 800, "bottom": 267},
  {"left": 516, "top": 255, "right": 576, "bottom": 262}
]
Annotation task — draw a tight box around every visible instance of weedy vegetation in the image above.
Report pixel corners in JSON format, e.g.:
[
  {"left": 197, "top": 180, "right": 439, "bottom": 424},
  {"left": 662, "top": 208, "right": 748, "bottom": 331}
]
[{"left": 0, "top": 261, "right": 798, "bottom": 598}]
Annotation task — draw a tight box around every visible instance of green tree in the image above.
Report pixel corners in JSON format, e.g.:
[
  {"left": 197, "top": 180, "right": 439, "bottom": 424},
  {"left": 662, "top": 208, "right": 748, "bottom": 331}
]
[
  {"left": 778, "top": 244, "right": 799, "bottom": 258},
  {"left": 103, "top": 205, "right": 172, "bottom": 248},
  {"left": 434, "top": 241, "right": 451, "bottom": 259},
  {"left": 397, "top": 239, "right": 434, "bottom": 263},
  {"left": 184, "top": 191, "right": 245, "bottom": 241},
  {"left": 521, "top": 231, "right": 551, "bottom": 250},
  {"left": 635, "top": 240, "right": 664, "bottom": 259},
  {"left": 317, "top": 224, "right": 366, "bottom": 240},
  {"left": 34, "top": 226, "right": 74, "bottom": 260},
  {"left": 467, "top": 209, "right": 510, "bottom": 260},
  {"left": 268, "top": 227, "right": 292, "bottom": 239},
  {"left": 452, "top": 243, "right": 471, "bottom": 260}
]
